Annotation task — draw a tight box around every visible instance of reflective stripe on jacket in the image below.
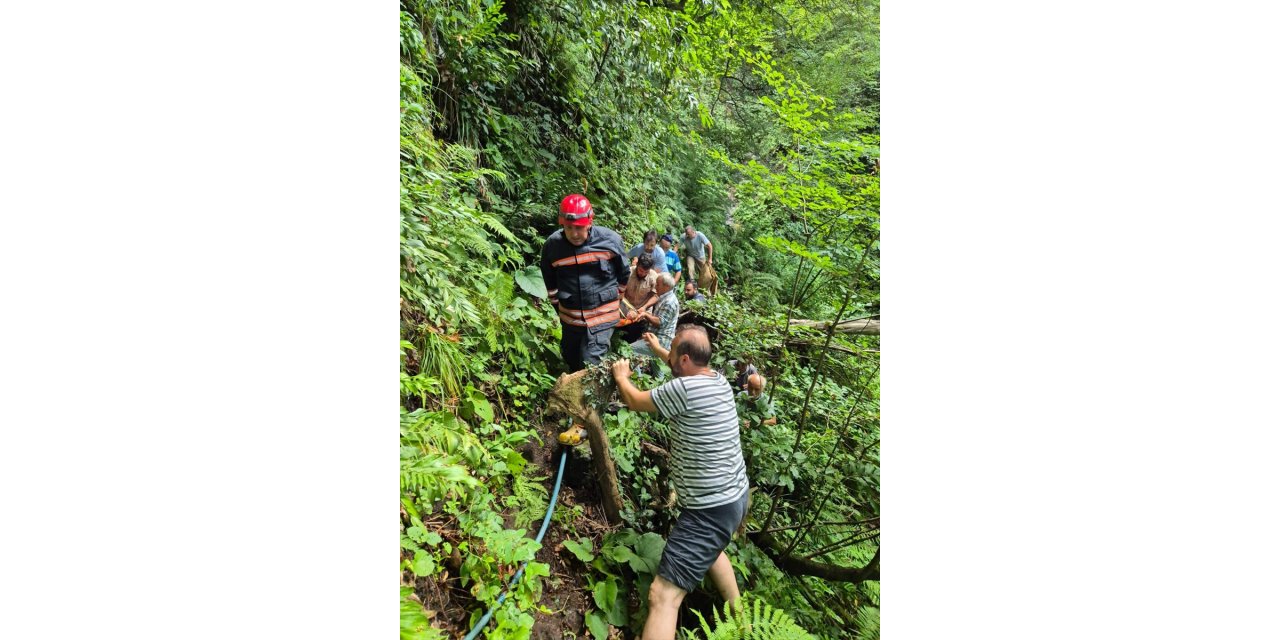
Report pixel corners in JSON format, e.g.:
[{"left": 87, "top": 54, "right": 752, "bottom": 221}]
[{"left": 540, "top": 226, "right": 630, "bottom": 332}]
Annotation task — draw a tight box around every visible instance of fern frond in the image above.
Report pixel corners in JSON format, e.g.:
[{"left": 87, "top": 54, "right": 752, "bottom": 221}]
[
  {"left": 476, "top": 212, "right": 519, "bottom": 244},
  {"left": 486, "top": 271, "right": 515, "bottom": 311},
  {"left": 504, "top": 469, "right": 550, "bottom": 528},
  {"left": 453, "top": 231, "right": 496, "bottom": 260},
  {"left": 399, "top": 452, "right": 478, "bottom": 502},
  {"left": 853, "top": 606, "right": 879, "bottom": 640},
  {"left": 682, "top": 595, "right": 817, "bottom": 640}
]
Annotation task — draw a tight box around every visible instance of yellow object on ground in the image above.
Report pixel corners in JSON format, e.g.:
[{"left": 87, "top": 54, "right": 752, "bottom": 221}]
[{"left": 557, "top": 424, "right": 589, "bottom": 446}]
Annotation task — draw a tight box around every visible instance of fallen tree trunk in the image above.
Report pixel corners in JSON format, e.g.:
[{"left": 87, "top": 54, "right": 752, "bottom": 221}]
[
  {"left": 749, "top": 531, "right": 880, "bottom": 583},
  {"left": 784, "top": 339, "right": 866, "bottom": 356},
  {"left": 548, "top": 366, "right": 625, "bottom": 526},
  {"left": 788, "top": 318, "right": 879, "bottom": 335}
]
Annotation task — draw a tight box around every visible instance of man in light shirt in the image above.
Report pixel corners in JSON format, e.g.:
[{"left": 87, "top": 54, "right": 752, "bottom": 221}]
[
  {"left": 628, "top": 229, "right": 668, "bottom": 273},
  {"left": 629, "top": 273, "right": 679, "bottom": 374},
  {"left": 683, "top": 225, "right": 714, "bottom": 294}
]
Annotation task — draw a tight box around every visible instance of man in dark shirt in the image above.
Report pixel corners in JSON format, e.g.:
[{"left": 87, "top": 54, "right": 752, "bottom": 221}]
[
  {"left": 724, "top": 358, "right": 758, "bottom": 392},
  {"left": 539, "top": 194, "right": 630, "bottom": 371},
  {"left": 683, "top": 281, "right": 707, "bottom": 303}
]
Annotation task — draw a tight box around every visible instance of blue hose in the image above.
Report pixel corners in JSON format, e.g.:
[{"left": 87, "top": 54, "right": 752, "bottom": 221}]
[{"left": 463, "top": 448, "right": 569, "bottom": 640}]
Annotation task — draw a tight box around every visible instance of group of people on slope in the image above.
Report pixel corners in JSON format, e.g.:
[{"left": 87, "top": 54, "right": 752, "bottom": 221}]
[
  {"left": 538, "top": 194, "right": 772, "bottom": 640},
  {"left": 626, "top": 224, "right": 718, "bottom": 298},
  {"left": 539, "top": 194, "right": 714, "bottom": 373}
]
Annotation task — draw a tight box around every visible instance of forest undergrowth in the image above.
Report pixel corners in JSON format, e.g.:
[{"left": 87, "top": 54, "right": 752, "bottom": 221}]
[{"left": 400, "top": 1, "right": 879, "bottom": 638}]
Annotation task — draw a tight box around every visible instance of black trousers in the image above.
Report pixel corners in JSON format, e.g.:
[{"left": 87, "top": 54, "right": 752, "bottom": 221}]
[
  {"left": 560, "top": 324, "right": 615, "bottom": 372},
  {"left": 619, "top": 321, "right": 648, "bottom": 343}
]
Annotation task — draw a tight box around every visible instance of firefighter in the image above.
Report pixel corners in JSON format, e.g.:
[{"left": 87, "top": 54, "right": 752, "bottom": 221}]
[{"left": 540, "top": 194, "right": 631, "bottom": 372}]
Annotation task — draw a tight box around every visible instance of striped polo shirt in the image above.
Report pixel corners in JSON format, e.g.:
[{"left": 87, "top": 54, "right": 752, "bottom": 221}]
[{"left": 650, "top": 371, "right": 749, "bottom": 509}]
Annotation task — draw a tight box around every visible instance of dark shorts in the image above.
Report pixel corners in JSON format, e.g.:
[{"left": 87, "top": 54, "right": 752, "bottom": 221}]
[{"left": 657, "top": 491, "right": 749, "bottom": 593}]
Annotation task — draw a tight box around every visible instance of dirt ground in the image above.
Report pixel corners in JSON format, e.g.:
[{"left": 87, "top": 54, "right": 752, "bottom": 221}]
[
  {"left": 408, "top": 410, "right": 736, "bottom": 639},
  {"left": 525, "top": 420, "right": 614, "bottom": 639},
  {"left": 408, "top": 418, "right": 615, "bottom": 639}
]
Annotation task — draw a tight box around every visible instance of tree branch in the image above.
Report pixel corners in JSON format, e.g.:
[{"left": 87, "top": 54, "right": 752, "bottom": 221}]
[
  {"left": 750, "top": 531, "right": 879, "bottom": 583},
  {"left": 757, "top": 516, "right": 879, "bottom": 535},
  {"left": 801, "top": 527, "right": 880, "bottom": 561}
]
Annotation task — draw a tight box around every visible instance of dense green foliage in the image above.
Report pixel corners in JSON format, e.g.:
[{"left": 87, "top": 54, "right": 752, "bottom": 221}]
[
  {"left": 686, "top": 597, "right": 818, "bottom": 640},
  {"left": 400, "top": 0, "right": 878, "bottom": 638}
]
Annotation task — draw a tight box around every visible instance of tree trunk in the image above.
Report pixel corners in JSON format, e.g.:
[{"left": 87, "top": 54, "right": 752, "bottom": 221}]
[
  {"left": 578, "top": 406, "right": 624, "bottom": 525},
  {"left": 548, "top": 368, "right": 625, "bottom": 525},
  {"left": 788, "top": 318, "right": 879, "bottom": 335}
]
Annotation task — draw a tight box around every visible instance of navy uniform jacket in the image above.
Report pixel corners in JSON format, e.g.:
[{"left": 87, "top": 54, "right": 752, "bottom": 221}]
[{"left": 540, "top": 226, "right": 631, "bottom": 333}]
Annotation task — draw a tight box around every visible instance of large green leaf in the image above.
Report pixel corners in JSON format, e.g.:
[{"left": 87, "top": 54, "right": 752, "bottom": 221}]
[
  {"left": 605, "top": 544, "right": 636, "bottom": 565},
  {"left": 592, "top": 576, "right": 628, "bottom": 626},
  {"left": 592, "top": 577, "right": 617, "bottom": 612},
  {"left": 514, "top": 265, "right": 547, "bottom": 299},
  {"left": 461, "top": 386, "right": 494, "bottom": 424},
  {"left": 411, "top": 550, "right": 436, "bottom": 577},
  {"left": 563, "top": 538, "right": 596, "bottom": 563},
  {"left": 585, "top": 610, "right": 609, "bottom": 640},
  {"left": 630, "top": 532, "right": 665, "bottom": 574}
]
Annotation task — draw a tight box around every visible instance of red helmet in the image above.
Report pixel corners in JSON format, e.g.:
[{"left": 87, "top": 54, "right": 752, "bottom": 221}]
[{"left": 558, "top": 194, "right": 594, "bottom": 227}]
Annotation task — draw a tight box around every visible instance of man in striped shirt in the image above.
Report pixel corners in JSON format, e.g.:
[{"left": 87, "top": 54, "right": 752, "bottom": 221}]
[{"left": 612, "top": 324, "right": 749, "bottom": 640}]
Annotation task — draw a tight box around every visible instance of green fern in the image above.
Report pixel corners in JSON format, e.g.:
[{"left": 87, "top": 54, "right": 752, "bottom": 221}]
[
  {"left": 504, "top": 467, "right": 550, "bottom": 528},
  {"left": 485, "top": 271, "right": 516, "bottom": 311},
  {"left": 399, "top": 452, "right": 478, "bottom": 502},
  {"left": 853, "top": 606, "right": 879, "bottom": 640},
  {"left": 476, "top": 211, "right": 519, "bottom": 244},
  {"left": 399, "top": 409, "right": 498, "bottom": 503},
  {"left": 476, "top": 270, "right": 516, "bottom": 353},
  {"left": 453, "top": 230, "right": 496, "bottom": 261},
  {"left": 744, "top": 271, "right": 785, "bottom": 293},
  {"left": 401, "top": 409, "right": 489, "bottom": 469},
  {"left": 684, "top": 597, "right": 818, "bottom": 640}
]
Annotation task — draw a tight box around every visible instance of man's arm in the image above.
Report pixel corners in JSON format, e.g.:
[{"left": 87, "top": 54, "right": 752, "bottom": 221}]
[
  {"left": 641, "top": 332, "right": 670, "bottom": 362},
  {"left": 639, "top": 303, "right": 672, "bottom": 326},
  {"left": 611, "top": 360, "right": 658, "bottom": 413},
  {"left": 705, "top": 239, "right": 713, "bottom": 264},
  {"left": 612, "top": 240, "right": 631, "bottom": 286},
  {"left": 540, "top": 242, "right": 559, "bottom": 305},
  {"left": 638, "top": 291, "right": 658, "bottom": 312}
]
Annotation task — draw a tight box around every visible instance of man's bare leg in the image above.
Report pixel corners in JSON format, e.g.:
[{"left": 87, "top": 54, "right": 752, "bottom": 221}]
[
  {"left": 707, "top": 552, "right": 741, "bottom": 610},
  {"left": 643, "top": 575, "right": 687, "bottom": 640}
]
